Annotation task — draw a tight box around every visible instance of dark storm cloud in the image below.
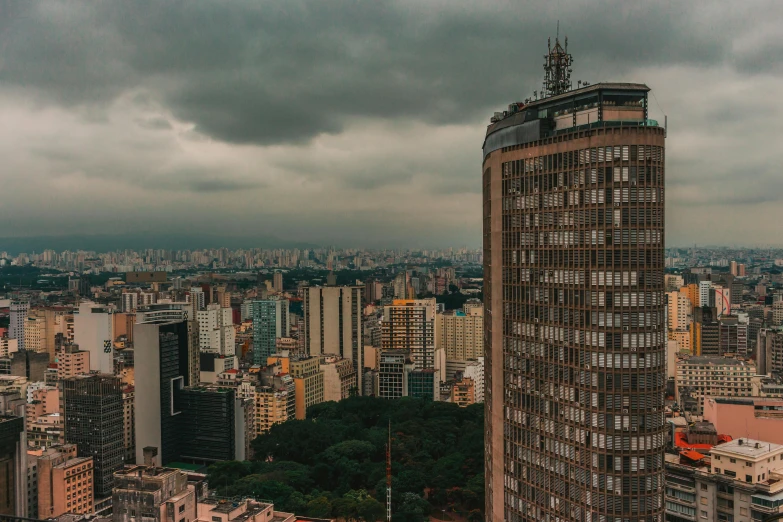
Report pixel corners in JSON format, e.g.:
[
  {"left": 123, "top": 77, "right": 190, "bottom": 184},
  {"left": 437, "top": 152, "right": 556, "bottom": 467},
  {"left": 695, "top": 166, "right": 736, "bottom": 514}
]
[{"left": 0, "top": 0, "right": 759, "bottom": 146}]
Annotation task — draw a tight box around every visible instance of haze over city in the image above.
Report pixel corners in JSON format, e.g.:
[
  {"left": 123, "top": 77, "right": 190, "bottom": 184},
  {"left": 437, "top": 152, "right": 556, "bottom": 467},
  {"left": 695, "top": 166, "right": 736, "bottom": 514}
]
[{"left": 2, "top": 1, "right": 782, "bottom": 248}]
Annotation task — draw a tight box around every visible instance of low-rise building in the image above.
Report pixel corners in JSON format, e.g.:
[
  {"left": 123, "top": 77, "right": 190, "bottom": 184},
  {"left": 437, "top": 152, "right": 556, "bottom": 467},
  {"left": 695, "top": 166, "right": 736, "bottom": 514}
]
[
  {"left": 32, "top": 444, "right": 94, "bottom": 518},
  {"left": 675, "top": 356, "right": 756, "bottom": 415},
  {"left": 452, "top": 378, "right": 475, "bottom": 407}
]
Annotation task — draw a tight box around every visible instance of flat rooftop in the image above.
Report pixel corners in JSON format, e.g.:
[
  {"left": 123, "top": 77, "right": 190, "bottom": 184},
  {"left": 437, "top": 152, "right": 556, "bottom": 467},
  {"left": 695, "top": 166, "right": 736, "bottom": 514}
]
[{"left": 712, "top": 438, "right": 783, "bottom": 458}]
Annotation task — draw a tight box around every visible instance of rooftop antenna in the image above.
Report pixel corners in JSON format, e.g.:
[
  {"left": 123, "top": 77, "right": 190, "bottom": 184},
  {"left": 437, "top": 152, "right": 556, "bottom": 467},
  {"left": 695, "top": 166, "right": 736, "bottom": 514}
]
[{"left": 542, "top": 26, "right": 573, "bottom": 97}]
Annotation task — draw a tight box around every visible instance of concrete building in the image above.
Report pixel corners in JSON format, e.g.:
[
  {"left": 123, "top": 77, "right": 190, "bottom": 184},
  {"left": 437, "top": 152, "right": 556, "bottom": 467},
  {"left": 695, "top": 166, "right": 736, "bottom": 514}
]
[
  {"left": 237, "top": 374, "right": 292, "bottom": 437},
  {"left": 112, "top": 465, "right": 196, "bottom": 522},
  {"left": 704, "top": 397, "right": 783, "bottom": 446},
  {"left": 136, "top": 303, "right": 199, "bottom": 388},
  {"left": 377, "top": 350, "right": 412, "bottom": 399},
  {"left": 134, "top": 319, "right": 191, "bottom": 466},
  {"left": 720, "top": 315, "right": 749, "bottom": 357},
  {"left": 196, "top": 304, "right": 235, "bottom": 356},
  {"left": 73, "top": 302, "right": 114, "bottom": 375},
  {"left": 676, "top": 356, "right": 756, "bottom": 415},
  {"left": 452, "top": 378, "right": 476, "bottom": 407},
  {"left": 668, "top": 290, "right": 692, "bottom": 332},
  {"left": 273, "top": 271, "right": 284, "bottom": 293},
  {"left": 56, "top": 342, "right": 90, "bottom": 379},
  {"left": 0, "top": 415, "right": 25, "bottom": 516},
  {"left": 482, "top": 71, "right": 666, "bottom": 519},
  {"left": 34, "top": 444, "right": 93, "bottom": 518},
  {"left": 61, "top": 374, "right": 124, "bottom": 498},
  {"left": 664, "top": 438, "right": 783, "bottom": 522},
  {"left": 759, "top": 327, "right": 783, "bottom": 376},
  {"left": 252, "top": 300, "right": 289, "bottom": 365},
  {"left": 301, "top": 286, "right": 364, "bottom": 392},
  {"left": 267, "top": 354, "right": 323, "bottom": 420},
  {"left": 381, "top": 298, "right": 437, "bottom": 371},
  {"left": 436, "top": 308, "right": 483, "bottom": 361},
  {"left": 199, "top": 353, "right": 237, "bottom": 384},
  {"left": 122, "top": 387, "right": 135, "bottom": 463},
  {"left": 8, "top": 301, "right": 29, "bottom": 351},
  {"left": 175, "top": 385, "right": 253, "bottom": 462},
  {"left": 320, "top": 356, "right": 357, "bottom": 402},
  {"left": 121, "top": 292, "right": 138, "bottom": 314}
]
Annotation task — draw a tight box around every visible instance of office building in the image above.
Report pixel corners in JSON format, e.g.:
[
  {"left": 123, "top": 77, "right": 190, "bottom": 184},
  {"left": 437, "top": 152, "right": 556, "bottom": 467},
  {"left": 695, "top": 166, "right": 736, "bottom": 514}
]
[
  {"left": 302, "top": 286, "right": 364, "bottom": 391},
  {"left": 675, "top": 356, "right": 755, "bottom": 415},
  {"left": 407, "top": 368, "right": 437, "bottom": 400},
  {"left": 667, "top": 290, "right": 691, "bottom": 332},
  {"left": 175, "top": 385, "right": 253, "bottom": 462},
  {"left": 759, "top": 327, "right": 783, "bottom": 376},
  {"left": 34, "top": 444, "right": 93, "bottom": 517},
  {"left": 189, "top": 287, "right": 205, "bottom": 312},
  {"left": 136, "top": 303, "right": 200, "bottom": 387},
  {"left": 320, "top": 356, "right": 357, "bottom": 401},
  {"left": 719, "top": 315, "right": 748, "bottom": 357},
  {"left": 196, "top": 303, "right": 235, "bottom": 356},
  {"left": 112, "top": 465, "right": 196, "bottom": 522},
  {"left": 73, "top": 302, "right": 114, "bottom": 375},
  {"left": 199, "top": 352, "right": 237, "bottom": 384},
  {"left": 0, "top": 415, "right": 24, "bottom": 516},
  {"left": 380, "top": 298, "right": 437, "bottom": 371},
  {"left": 482, "top": 42, "right": 666, "bottom": 520},
  {"left": 377, "top": 350, "right": 411, "bottom": 399},
  {"left": 56, "top": 342, "right": 91, "bottom": 379},
  {"left": 121, "top": 292, "right": 138, "bottom": 313},
  {"left": 267, "top": 353, "right": 323, "bottom": 420},
  {"left": 436, "top": 307, "right": 483, "bottom": 361},
  {"left": 273, "top": 271, "right": 284, "bottom": 293},
  {"left": 134, "top": 320, "right": 190, "bottom": 466},
  {"left": 61, "top": 374, "right": 124, "bottom": 498},
  {"left": 251, "top": 300, "right": 289, "bottom": 365},
  {"left": 9, "top": 301, "right": 29, "bottom": 351}
]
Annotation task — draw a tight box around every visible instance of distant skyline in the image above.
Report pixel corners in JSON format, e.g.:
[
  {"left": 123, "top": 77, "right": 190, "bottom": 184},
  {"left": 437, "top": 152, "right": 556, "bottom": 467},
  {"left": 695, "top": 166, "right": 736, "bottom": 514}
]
[{"left": 2, "top": 1, "right": 783, "bottom": 246}]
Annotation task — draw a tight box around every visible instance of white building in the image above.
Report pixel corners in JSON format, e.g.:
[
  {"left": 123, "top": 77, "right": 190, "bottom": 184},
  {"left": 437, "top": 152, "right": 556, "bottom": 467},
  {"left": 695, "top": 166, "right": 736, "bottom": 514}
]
[
  {"left": 73, "top": 301, "right": 113, "bottom": 374},
  {"left": 196, "top": 304, "right": 235, "bottom": 356},
  {"left": 9, "top": 301, "right": 29, "bottom": 351},
  {"left": 121, "top": 292, "right": 138, "bottom": 313}
]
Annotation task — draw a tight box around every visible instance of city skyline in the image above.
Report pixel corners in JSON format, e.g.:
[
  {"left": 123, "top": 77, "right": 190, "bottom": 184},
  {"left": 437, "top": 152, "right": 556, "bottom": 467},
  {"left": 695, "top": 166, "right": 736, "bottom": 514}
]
[{"left": 2, "top": 1, "right": 783, "bottom": 247}]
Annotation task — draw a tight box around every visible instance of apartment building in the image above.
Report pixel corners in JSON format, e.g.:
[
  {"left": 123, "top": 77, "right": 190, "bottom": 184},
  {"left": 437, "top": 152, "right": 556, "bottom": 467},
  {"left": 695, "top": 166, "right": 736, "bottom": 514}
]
[{"left": 676, "top": 357, "right": 756, "bottom": 415}]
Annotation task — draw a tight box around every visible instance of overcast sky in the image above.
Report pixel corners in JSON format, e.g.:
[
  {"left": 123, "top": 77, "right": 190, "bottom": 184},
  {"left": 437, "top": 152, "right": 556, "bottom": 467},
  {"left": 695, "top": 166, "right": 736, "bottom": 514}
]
[{"left": 1, "top": 1, "right": 782, "bottom": 249}]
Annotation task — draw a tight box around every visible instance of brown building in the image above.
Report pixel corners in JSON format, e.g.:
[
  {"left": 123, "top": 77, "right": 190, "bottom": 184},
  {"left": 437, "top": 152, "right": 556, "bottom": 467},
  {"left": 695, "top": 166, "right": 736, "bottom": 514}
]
[
  {"left": 33, "top": 444, "right": 94, "bottom": 517},
  {"left": 451, "top": 377, "right": 476, "bottom": 407},
  {"left": 56, "top": 343, "right": 90, "bottom": 379},
  {"left": 482, "top": 40, "right": 666, "bottom": 522},
  {"left": 320, "top": 356, "right": 357, "bottom": 401},
  {"left": 125, "top": 271, "right": 167, "bottom": 284},
  {"left": 112, "top": 465, "right": 196, "bottom": 522}
]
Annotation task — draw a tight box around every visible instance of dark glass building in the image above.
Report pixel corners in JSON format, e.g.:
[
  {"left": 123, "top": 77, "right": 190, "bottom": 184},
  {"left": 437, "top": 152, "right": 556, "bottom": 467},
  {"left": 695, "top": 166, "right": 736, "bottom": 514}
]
[
  {"left": 483, "top": 39, "right": 666, "bottom": 522},
  {"left": 61, "top": 374, "right": 124, "bottom": 498}
]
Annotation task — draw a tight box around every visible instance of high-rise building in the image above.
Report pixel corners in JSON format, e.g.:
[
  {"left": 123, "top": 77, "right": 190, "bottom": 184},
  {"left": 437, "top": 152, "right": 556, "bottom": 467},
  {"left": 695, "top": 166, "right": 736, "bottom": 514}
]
[
  {"left": 380, "top": 298, "right": 437, "bottom": 371},
  {"left": 252, "top": 300, "right": 289, "bottom": 365},
  {"left": 0, "top": 415, "right": 24, "bottom": 516},
  {"left": 122, "top": 386, "right": 135, "bottom": 463},
  {"left": 266, "top": 353, "right": 323, "bottom": 420},
  {"left": 436, "top": 308, "right": 483, "bottom": 361},
  {"left": 377, "top": 350, "right": 410, "bottom": 399},
  {"left": 73, "top": 302, "right": 114, "bottom": 375},
  {"left": 196, "top": 303, "right": 235, "bottom": 356},
  {"left": 9, "top": 301, "right": 29, "bottom": 351},
  {"left": 273, "top": 271, "right": 284, "bottom": 293},
  {"left": 667, "top": 290, "right": 691, "bottom": 332},
  {"left": 302, "top": 286, "right": 364, "bottom": 391},
  {"left": 136, "top": 303, "right": 200, "bottom": 391},
  {"left": 482, "top": 41, "right": 666, "bottom": 521},
  {"left": 120, "top": 292, "right": 138, "bottom": 313},
  {"left": 134, "top": 320, "right": 190, "bottom": 465},
  {"left": 320, "top": 356, "right": 357, "bottom": 401},
  {"left": 718, "top": 315, "right": 748, "bottom": 357},
  {"left": 61, "top": 374, "right": 124, "bottom": 498},
  {"left": 34, "top": 444, "right": 94, "bottom": 518}
]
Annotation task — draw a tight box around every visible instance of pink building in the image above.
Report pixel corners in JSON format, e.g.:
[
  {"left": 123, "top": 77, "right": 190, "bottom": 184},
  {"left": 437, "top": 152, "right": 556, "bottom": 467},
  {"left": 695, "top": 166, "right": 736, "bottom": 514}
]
[{"left": 703, "top": 397, "right": 783, "bottom": 445}]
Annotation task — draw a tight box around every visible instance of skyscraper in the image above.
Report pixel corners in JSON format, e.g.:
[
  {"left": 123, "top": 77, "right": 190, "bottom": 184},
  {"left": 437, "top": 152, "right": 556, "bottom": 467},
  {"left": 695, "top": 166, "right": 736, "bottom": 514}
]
[
  {"left": 302, "top": 285, "right": 364, "bottom": 392},
  {"left": 61, "top": 374, "right": 124, "bottom": 498},
  {"left": 252, "top": 299, "right": 289, "bottom": 365},
  {"left": 380, "top": 298, "right": 437, "bottom": 371},
  {"left": 483, "top": 38, "right": 666, "bottom": 522},
  {"left": 134, "top": 319, "right": 190, "bottom": 465},
  {"left": 8, "top": 301, "right": 29, "bottom": 351}
]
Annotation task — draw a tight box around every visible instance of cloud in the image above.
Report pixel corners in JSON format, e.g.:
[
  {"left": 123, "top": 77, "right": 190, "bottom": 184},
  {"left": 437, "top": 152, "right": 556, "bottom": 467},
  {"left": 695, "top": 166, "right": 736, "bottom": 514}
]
[{"left": 1, "top": 1, "right": 783, "bottom": 247}]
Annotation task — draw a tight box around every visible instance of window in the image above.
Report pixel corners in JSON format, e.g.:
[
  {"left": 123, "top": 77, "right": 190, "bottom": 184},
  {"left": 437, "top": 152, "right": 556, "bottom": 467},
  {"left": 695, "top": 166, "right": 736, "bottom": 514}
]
[
  {"left": 730, "top": 458, "right": 736, "bottom": 463},
  {"left": 701, "top": 511, "right": 708, "bottom": 519},
  {"left": 179, "top": 506, "right": 185, "bottom": 513},
  {"left": 746, "top": 475, "right": 752, "bottom": 483},
  {"left": 701, "top": 498, "right": 708, "bottom": 505},
  {"left": 715, "top": 455, "right": 721, "bottom": 460},
  {"left": 746, "top": 462, "right": 752, "bottom": 467},
  {"left": 725, "top": 470, "right": 737, "bottom": 478},
  {"left": 701, "top": 484, "right": 708, "bottom": 491}
]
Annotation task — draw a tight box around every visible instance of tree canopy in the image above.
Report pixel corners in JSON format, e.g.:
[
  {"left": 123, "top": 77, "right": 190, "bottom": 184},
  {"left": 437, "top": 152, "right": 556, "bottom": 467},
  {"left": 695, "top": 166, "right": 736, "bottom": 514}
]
[{"left": 208, "top": 396, "right": 484, "bottom": 522}]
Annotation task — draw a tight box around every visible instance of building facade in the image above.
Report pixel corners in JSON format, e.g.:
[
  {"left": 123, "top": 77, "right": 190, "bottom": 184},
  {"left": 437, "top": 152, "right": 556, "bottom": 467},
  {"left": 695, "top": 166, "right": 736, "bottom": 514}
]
[
  {"left": 252, "top": 300, "right": 289, "bottom": 365},
  {"left": 302, "top": 286, "right": 364, "bottom": 392},
  {"left": 61, "top": 374, "right": 124, "bottom": 498},
  {"left": 381, "top": 299, "right": 437, "bottom": 371},
  {"left": 482, "top": 56, "right": 667, "bottom": 520}
]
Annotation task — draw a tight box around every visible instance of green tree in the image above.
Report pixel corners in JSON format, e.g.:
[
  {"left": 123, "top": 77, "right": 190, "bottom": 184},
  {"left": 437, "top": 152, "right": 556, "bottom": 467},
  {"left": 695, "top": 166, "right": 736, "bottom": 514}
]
[
  {"left": 306, "top": 496, "right": 332, "bottom": 519},
  {"left": 331, "top": 497, "right": 358, "bottom": 520},
  {"left": 356, "top": 497, "right": 385, "bottom": 522}
]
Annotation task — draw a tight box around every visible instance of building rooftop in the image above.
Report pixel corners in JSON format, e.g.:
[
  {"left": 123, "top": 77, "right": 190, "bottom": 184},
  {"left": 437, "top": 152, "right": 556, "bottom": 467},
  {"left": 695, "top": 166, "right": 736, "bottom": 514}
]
[
  {"left": 712, "top": 438, "right": 783, "bottom": 458},
  {"left": 680, "top": 356, "right": 754, "bottom": 366}
]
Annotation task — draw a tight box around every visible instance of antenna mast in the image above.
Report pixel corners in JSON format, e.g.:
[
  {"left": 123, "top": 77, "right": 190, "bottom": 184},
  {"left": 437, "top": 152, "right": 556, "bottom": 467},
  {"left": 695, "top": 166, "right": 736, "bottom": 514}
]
[
  {"left": 386, "top": 421, "right": 392, "bottom": 522},
  {"left": 542, "top": 29, "right": 573, "bottom": 98}
]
